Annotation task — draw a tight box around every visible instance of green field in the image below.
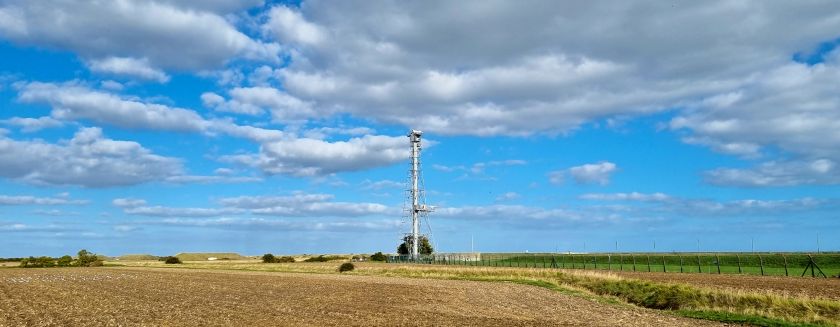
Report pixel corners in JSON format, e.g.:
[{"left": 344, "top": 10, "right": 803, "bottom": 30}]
[{"left": 391, "top": 252, "right": 840, "bottom": 277}]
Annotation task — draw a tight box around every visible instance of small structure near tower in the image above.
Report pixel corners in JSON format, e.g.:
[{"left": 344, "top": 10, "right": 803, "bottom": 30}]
[{"left": 406, "top": 129, "right": 432, "bottom": 260}]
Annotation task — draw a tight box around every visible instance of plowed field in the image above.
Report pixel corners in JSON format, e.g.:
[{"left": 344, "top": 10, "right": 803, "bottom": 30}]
[{"left": 0, "top": 267, "right": 723, "bottom": 326}]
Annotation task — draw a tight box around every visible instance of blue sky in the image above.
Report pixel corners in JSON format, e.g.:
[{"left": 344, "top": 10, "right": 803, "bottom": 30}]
[{"left": 1, "top": 1, "right": 839, "bottom": 257}]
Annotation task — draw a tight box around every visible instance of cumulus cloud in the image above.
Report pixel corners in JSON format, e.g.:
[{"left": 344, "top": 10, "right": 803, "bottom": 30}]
[
  {"left": 0, "top": 1, "right": 279, "bottom": 71},
  {"left": 550, "top": 161, "right": 617, "bottom": 185},
  {"left": 17, "top": 81, "right": 207, "bottom": 132},
  {"left": 240, "top": 1, "right": 840, "bottom": 139},
  {"left": 1, "top": 116, "right": 63, "bottom": 132},
  {"left": 0, "top": 127, "right": 182, "bottom": 187},
  {"left": 87, "top": 57, "right": 170, "bottom": 82},
  {"left": 221, "top": 134, "right": 408, "bottom": 176},
  {"left": 207, "top": 86, "right": 317, "bottom": 121}
]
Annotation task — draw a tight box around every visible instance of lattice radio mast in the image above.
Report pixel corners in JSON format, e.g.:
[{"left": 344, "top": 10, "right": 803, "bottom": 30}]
[{"left": 406, "top": 129, "right": 432, "bottom": 260}]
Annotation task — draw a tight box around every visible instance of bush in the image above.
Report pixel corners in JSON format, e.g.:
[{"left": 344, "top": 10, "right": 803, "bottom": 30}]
[
  {"left": 57, "top": 255, "right": 73, "bottom": 267},
  {"left": 370, "top": 252, "right": 387, "bottom": 262},
  {"left": 262, "top": 253, "right": 276, "bottom": 263},
  {"left": 304, "top": 255, "right": 346, "bottom": 262},
  {"left": 262, "top": 254, "right": 295, "bottom": 263},
  {"left": 338, "top": 262, "right": 355, "bottom": 273},
  {"left": 276, "top": 256, "right": 295, "bottom": 263},
  {"left": 164, "top": 256, "right": 182, "bottom": 264}
]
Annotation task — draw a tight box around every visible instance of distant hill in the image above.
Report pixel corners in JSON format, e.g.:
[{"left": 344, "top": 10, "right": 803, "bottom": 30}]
[
  {"left": 117, "top": 254, "right": 159, "bottom": 261},
  {"left": 174, "top": 253, "right": 246, "bottom": 261}
]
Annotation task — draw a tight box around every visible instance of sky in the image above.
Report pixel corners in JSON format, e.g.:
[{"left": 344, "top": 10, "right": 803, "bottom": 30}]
[{"left": 0, "top": 1, "right": 839, "bottom": 257}]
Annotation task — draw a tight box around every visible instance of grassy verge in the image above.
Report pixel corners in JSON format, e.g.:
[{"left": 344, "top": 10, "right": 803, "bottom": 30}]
[{"left": 111, "top": 261, "right": 840, "bottom": 326}]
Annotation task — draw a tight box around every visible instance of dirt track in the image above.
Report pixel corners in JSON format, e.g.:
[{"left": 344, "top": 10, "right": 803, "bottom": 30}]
[
  {"left": 607, "top": 270, "right": 840, "bottom": 300},
  {"left": 0, "top": 267, "right": 723, "bottom": 326}
]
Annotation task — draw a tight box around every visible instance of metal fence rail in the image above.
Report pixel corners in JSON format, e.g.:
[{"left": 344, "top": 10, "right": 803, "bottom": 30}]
[{"left": 386, "top": 252, "right": 840, "bottom": 278}]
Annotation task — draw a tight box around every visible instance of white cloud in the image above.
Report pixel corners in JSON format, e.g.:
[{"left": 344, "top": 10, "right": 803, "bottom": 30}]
[
  {"left": 221, "top": 134, "right": 408, "bottom": 176},
  {"left": 17, "top": 81, "right": 207, "bottom": 132},
  {"left": 200, "top": 92, "right": 225, "bottom": 108},
  {"left": 207, "top": 86, "right": 317, "bottom": 121},
  {"left": 580, "top": 192, "right": 671, "bottom": 202},
  {"left": 153, "top": 217, "right": 401, "bottom": 232},
  {"left": 0, "top": 127, "right": 182, "bottom": 187},
  {"left": 0, "top": 195, "right": 88, "bottom": 206},
  {"left": 495, "top": 192, "right": 520, "bottom": 202},
  {"left": 219, "top": 193, "right": 335, "bottom": 209},
  {"left": 164, "top": 175, "right": 262, "bottom": 184},
  {"left": 550, "top": 161, "right": 617, "bottom": 186},
  {"left": 360, "top": 179, "right": 404, "bottom": 190},
  {"left": 246, "top": 2, "right": 840, "bottom": 138},
  {"left": 0, "top": 1, "right": 280, "bottom": 71},
  {"left": 123, "top": 206, "right": 243, "bottom": 218},
  {"left": 220, "top": 192, "right": 394, "bottom": 217},
  {"left": 15, "top": 81, "right": 290, "bottom": 143},
  {"left": 1, "top": 116, "right": 63, "bottom": 132},
  {"left": 262, "top": 6, "right": 326, "bottom": 46},
  {"left": 117, "top": 192, "right": 394, "bottom": 218},
  {"left": 704, "top": 159, "right": 840, "bottom": 187},
  {"left": 87, "top": 57, "right": 170, "bottom": 82},
  {"left": 568, "top": 161, "right": 617, "bottom": 185},
  {"left": 547, "top": 171, "right": 564, "bottom": 185},
  {"left": 112, "top": 198, "right": 147, "bottom": 208}
]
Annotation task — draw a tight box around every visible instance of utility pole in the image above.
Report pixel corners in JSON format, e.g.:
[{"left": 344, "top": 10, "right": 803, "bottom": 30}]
[{"left": 817, "top": 233, "right": 821, "bottom": 254}]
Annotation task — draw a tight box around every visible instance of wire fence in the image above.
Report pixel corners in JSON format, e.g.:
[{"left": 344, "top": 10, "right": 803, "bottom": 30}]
[{"left": 386, "top": 252, "right": 840, "bottom": 278}]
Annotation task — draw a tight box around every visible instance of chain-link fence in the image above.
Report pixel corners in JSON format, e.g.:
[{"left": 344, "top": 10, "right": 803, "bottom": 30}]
[{"left": 387, "top": 252, "right": 840, "bottom": 278}]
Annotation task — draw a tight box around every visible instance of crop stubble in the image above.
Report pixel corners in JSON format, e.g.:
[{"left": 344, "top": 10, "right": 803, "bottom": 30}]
[{"left": 0, "top": 267, "right": 723, "bottom": 326}]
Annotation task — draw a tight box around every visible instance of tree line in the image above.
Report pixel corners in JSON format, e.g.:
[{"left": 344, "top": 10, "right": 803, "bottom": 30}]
[{"left": 18, "top": 249, "right": 103, "bottom": 268}]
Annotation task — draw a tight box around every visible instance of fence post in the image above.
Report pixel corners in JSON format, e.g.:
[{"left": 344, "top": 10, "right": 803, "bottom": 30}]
[
  {"left": 583, "top": 255, "right": 587, "bottom": 270},
  {"left": 715, "top": 254, "right": 721, "bottom": 274},
  {"left": 647, "top": 255, "right": 651, "bottom": 272},
  {"left": 562, "top": 253, "right": 566, "bottom": 269},
  {"left": 736, "top": 254, "right": 742, "bottom": 274},
  {"left": 759, "top": 254, "right": 765, "bottom": 276},
  {"left": 783, "top": 254, "right": 788, "bottom": 276},
  {"left": 697, "top": 255, "right": 701, "bottom": 273},
  {"left": 542, "top": 256, "right": 546, "bottom": 269},
  {"left": 608, "top": 254, "right": 612, "bottom": 271},
  {"left": 662, "top": 255, "right": 666, "bottom": 272},
  {"left": 679, "top": 255, "right": 683, "bottom": 273},
  {"left": 620, "top": 254, "right": 624, "bottom": 271},
  {"left": 594, "top": 255, "right": 597, "bottom": 270},
  {"left": 632, "top": 254, "right": 636, "bottom": 272}
]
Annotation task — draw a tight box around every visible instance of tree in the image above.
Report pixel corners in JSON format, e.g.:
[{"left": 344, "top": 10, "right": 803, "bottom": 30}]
[
  {"left": 397, "top": 235, "right": 433, "bottom": 255},
  {"left": 262, "top": 253, "right": 276, "bottom": 263},
  {"left": 370, "top": 252, "right": 387, "bottom": 262},
  {"left": 77, "top": 249, "right": 95, "bottom": 266},
  {"left": 57, "top": 255, "right": 73, "bottom": 267}
]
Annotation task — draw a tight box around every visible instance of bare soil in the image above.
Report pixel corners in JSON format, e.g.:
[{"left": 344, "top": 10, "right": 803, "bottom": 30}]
[
  {"left": 607, "top": 270, "right": 840, "bottom": 300},
  {"left": 0, "top": 267, "right": 723, "bottom": 326}
]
